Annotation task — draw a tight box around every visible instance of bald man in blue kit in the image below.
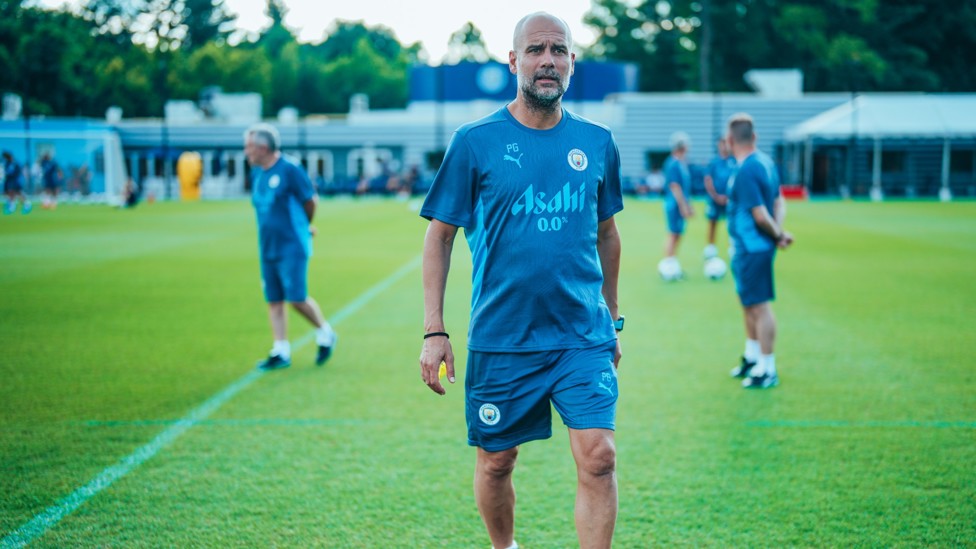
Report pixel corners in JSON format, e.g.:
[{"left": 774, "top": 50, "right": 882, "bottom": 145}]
[{"left": 419, "top": 12, "right": 624, "bottom": 549}]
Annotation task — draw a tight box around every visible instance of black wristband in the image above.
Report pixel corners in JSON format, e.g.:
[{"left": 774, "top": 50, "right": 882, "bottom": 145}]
[{"left": 424, "top": 331, "right": 450, "bottom": 340}]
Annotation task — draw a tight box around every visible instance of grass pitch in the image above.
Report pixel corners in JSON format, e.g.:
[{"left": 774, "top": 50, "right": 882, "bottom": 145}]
[{"left": 1, "top": 198, "right": 974, "bottom": 547}]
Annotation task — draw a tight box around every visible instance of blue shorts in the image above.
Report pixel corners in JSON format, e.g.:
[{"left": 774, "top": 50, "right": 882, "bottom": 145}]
[
  {"left": 465, "top": 339, "right": 618, "bottom": 452},
  {"left": 665, "top": 207, "right": 685, "bottom": 235},
  {"left": 706, "top": 201, "right": 726, "bottom": 221},
  {"left": 260, "top": 255, "right": 308, "bottom": 303},
  {"left": 4, "top": 180, "right": 22, "bottom": 194},
  {"left": 731, "top": 249, "right": 776, "bottom": 306}
]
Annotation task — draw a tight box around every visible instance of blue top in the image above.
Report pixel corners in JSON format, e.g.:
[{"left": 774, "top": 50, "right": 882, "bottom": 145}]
[
  {"left": 663, "top": 154, "right": 691, "bottom": 211},
  {"left": 707, "top": 156, "right": 735, "bottom": 197},
  {"left": 250, "top": 156, "right": 315, "bottom": 261},
  {"left": 4, "top": 158, "right": 23, "bottom": 186},
  {"left": 728, "top": 151, "right": 780, "bottom": 254},
  {"left": 42, "top": 159, "right": 61, "bottom": 186},
  {"left": 420, "top": 107, "right": 624, "bottom": 352}
]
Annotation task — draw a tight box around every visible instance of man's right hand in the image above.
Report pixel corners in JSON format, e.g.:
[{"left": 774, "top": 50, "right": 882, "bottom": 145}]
[
  {"left": 419, "top": 335, "right": 455, "bottom": 396},
  {"left": 777, "top": 231, "right": 795, "bottom": 249}
]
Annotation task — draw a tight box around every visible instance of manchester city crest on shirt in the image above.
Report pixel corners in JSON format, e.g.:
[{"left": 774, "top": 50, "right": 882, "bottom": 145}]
[
  {"left": 568, "top": 149, "right": 587, "bottom": 171},
  {"left": 479, "top": 403, "right": 501, "bottom": 425},
  {"left": 268, "top": 174, "right": 281, "bottom": 189}
]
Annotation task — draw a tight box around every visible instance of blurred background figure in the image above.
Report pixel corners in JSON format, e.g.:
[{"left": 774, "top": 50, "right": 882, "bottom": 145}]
[
  {"left": 658, "top": 132, "right": 693, "bottom": 280},
  {"left": 725, "top": 113, "right": 794, "bottom": 389},
  {"left": 39, "top": 152, "right": 64, "bottom": 210},
  {"left": 245, "top": 123, "right": 337, "bottom": 371},
  {"left": 703, "top": 137, "right": 734, "bottom": 260},
  {"left": 3, "top": 150, "right": 31, "bottom": 215}
]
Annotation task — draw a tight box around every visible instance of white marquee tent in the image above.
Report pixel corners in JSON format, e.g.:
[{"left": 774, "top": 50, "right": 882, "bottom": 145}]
[{"left": 784, "top": 94, "right": 976, "bottom": 200}]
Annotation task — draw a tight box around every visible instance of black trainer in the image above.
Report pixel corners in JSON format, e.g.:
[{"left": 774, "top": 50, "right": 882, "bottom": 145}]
[
  {"left": 257, "top": 354, "right": 291, "bottom": 370},
  {"left": 315, "top": 328, "right": 336, "bottom": 366},
  {"left": 730, "top": 356, "right": 756, "bottom": 378},
  {"left": 742, "top": 371, "right": 779, "bottom": 389},
  {"left": 315, "top": 345, "right": 332, "bottom": 366}
]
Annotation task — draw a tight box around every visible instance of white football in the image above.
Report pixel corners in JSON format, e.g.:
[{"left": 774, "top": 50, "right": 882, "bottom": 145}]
[
  {"left": 658, "top": 257, "right": 683, "bottom": 281},
  {"left": 704, "top": 257, "right": 727, "bottom": 280}
]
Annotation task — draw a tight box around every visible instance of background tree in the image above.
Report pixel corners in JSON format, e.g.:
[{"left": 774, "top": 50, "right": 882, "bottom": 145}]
[
  {"left": 4, "top": 0, "right": 976, "bottom": 121},
  {"left": 181, "top": 0, "right": 236, "bottom": 50},
  {"left": 444, "top": 22, "right": 495, "bottom": 64},
  {"left": 583, "top": 0, "right": 698, "bottom": 91},
  {"left": 584, "top": 0, "right": 976, "bottom": 93}
]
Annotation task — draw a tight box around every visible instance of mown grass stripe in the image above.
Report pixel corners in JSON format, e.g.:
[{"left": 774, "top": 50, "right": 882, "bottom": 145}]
[
  {"left": 748, "top": 420, "right": 976, "bottom": 428},
  {"left": 81, "top": 418, "right": 380, "bottom": 428},
  {"left": 1, "top": 255, "right": 421, "bottom": 549}
]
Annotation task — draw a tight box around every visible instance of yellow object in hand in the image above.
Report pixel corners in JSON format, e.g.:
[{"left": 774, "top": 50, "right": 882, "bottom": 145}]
[{"left": 438, "top": 362, "right": 447, "bottom": 379}]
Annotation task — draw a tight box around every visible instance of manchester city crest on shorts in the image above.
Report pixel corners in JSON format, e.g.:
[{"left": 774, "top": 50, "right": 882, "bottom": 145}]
[
  {"left": 568, "top": 148, "right": 588, "bottom": 171},
  {"left": 479, "top": 403, "right": 501, "bottom": 425},
  {"left": 268, "top": 174, "right": 281, "bottom": 189}
]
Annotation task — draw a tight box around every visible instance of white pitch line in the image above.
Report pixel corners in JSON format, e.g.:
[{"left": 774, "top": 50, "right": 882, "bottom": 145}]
[{"left": 1, "top": 255, "right": 421, "bottom": 548}]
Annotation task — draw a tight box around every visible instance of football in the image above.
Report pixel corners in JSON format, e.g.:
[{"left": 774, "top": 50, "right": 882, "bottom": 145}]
[
  {"left": 704, "top": 257, "right": 728, "bottom": 280},
  {"left": 658, "top": 257, "right": 684, "bottom": 282}
]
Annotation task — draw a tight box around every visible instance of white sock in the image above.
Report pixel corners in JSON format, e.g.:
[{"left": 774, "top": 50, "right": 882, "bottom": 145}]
[
  {"left": 760, "top": 353, "right": 776, "bottom": 376},
  {"left": 271, "top": 339, "right": 291, "bottom": 359},
  {"left": 744, "top": 339, "right": 761, "bottom": 363},
  {"left": 492, "top": 543, "right": 518, "bottom": 549},
  {"left": 316, "top": 323, "right": 335, "bottom": 346}
]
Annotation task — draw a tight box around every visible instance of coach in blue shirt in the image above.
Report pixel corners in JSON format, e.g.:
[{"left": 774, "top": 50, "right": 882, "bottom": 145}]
[
  {"left": 725, "top": 113, "right": 794, "bottom": 389},
  {"left": 419, "top": 12, "right": 623, "bottom": 549},
  {"left": 245, "top": 123, "right": 335, "bottom": 370}
]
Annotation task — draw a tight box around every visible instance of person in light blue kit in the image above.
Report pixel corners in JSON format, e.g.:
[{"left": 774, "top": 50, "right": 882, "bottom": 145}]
[
  {"left": 419, "top": 12, "right": 624, "bottom": 549},
  {"left": 703, "top": 137, "right": 735, "bottom": 260},
  {"left": 245, "top": 123, "right": 336, "bottom": 370},
  {"left": 725, "top": 113, "right": 794, "bottom": 389},
  {"left": 659, "top": 132, "right": 693, "bottom": 279}
]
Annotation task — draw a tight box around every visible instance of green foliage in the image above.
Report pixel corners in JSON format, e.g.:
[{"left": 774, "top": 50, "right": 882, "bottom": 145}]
[
  {"left": 168, "top": 42, "right": 272, "bottom": 101},
  {"left": 317, "top": 36, "right": 409, "bottom": 112},
  {"left": 1, "top": 2, "right": 416, "bottom": 118},
  {"left": 0, "top": 199, "right": 974, "bottom": 546},
  {"left": 584, "top": 0, "right": 976, "bottom": 92},
  {"left": 4, "top": 0, "right": 975, "bottom": 117},
  {"left": 445, "top": 21, "right": 495, "bottom": 64},
  {"left": 584, "top": 0, "right": 699, "bottom": 91}
]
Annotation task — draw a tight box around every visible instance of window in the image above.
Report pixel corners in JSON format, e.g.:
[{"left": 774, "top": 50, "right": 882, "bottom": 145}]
[
  {"left": 881, "top": 151, "right": 906, "bottom": 173},
  {"left": 646, "top": 150, "right": 670, "bottom": 172},
  {"left": 951, "top": 149, "right": 974, "bottom": 173},
  {"left": 426, "top": 150, "right": 446, "bottom": 171}
]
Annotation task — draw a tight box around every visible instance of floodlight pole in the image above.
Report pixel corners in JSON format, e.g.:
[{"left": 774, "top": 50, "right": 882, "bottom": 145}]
[
  {"left": 157, "top": 57, "right": 172, "bottom": 201},
  {"left": 435, "top": 64, "right": 445, "bottom": 154},
  {"left": 21, "top": 53, "right": 32, "bottom": 194}
]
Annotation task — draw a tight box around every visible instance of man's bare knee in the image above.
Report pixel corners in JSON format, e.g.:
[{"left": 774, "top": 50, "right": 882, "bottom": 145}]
[
  {"left": 478, "top": 448, "right": 519, "bottom": 479},
  {"left": 579, "top": 439, "right": 616, "bottom": 478}
]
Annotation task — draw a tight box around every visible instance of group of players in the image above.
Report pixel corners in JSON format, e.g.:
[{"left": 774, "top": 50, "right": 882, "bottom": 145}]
[
  {"left": 240, "top": 11, "right": 792, "bottom": 548},
  {"left": 3, "top": 150, "right": 64, "bottom": 214}
]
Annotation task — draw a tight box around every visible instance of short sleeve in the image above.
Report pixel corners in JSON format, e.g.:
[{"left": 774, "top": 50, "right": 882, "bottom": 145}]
[
  {"left": 290, "top": 163, "right": 315, "bottom": 203},
  {"left": 419, "top": 131, "right": 478, "bottom": 228},
  {"left": 736, "top": 162, "right": 765, "bottom": 211},
  {"left": 597, "top": 137, "right": 624, "bottom": 221},
  {"left": 666, "top": 160, "right": 683, "bottom": 185}
]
